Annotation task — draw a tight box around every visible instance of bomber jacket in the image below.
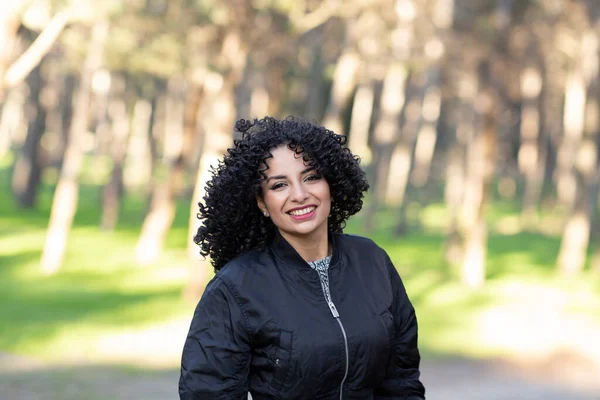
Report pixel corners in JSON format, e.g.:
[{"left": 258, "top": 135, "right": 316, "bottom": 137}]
[{"left": 179, "top": 232, "right": 426, "bottom": 400}]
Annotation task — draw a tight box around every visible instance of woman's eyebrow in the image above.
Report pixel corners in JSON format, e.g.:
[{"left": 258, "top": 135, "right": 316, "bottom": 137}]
[
  {"left": 265, "top": 174, "right": 286, "bottom": 183},
  {"left": 265, "top": 167, "right": 315, "bottom": 182}
]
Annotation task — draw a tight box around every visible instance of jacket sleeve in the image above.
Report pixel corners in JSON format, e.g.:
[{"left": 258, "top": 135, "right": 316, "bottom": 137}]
[
  {"left": 374, "top": 256, "right": 426, "bottom": 400},
  {"left": 179, "top": 276, "right": 251, "bottom": 400}
]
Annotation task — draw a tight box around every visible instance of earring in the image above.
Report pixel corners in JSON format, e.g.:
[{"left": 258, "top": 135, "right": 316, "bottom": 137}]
[{"left": 263, "top": 211, "right": 269, "bottom": 217}]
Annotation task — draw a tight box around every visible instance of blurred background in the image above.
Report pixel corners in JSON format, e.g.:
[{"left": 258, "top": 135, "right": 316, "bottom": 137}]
[{"left": 1, "top": 0, "right": 600, "bottom": 399}]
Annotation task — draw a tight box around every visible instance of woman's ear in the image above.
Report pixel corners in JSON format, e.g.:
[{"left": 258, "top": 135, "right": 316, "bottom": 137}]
[{"left": 256, "top": 196, "right": 269, "bottom": 217}]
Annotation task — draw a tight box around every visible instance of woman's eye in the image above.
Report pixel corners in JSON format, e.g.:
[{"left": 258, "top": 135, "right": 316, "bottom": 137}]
[
  {"left": 306, "top": 174, "right": 322, "bottom": 181},
  {"left": 271, "top": 182, "right": 286, "bottom": 190}
]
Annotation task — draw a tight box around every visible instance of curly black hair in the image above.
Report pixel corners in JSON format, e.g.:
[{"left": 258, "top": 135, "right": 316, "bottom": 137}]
[{"left": 194, "top": 116, "right": 370, "bottom": 271}]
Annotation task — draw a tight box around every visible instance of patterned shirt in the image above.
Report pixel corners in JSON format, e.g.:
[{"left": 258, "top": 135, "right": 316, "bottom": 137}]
[{"left": 308, "top": 256, "right": 339, "bottom": 317}]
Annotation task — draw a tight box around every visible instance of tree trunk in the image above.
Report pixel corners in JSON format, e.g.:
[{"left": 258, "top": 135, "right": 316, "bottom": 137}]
[
  {"left": 236, "top": 59, "right": 269, "bottom": 121},
  {"left": 40, "top": 22, "right": 109, "bottom": 275},
  {"left": 3, "top": 10, "right": 69, "bottom": 90},
  {"left": 364, "top": 0, "right": 417, "bottom": 232},
  {"left": 305, "top": 25, "right": 327, "bottom": 122},
  {"left": 409, "top": 67, "right": 442, "bottom": 188},
  {"left": 0, "top": 85, "right": 25, "bottom": 159},
  {"left": 184, "top": 73, "right": 238, "bottom": 300},
  {"left": 11, "top": 60, "right": 46, "bottom": 207},
  {"left": 393, "top": 70, "right": 441, "bottom": 234},
  {"left": 519, "top": 62, "right": 546, "bottom": 228},
  {"left": 101, "top": 74, "right": 133, "bottom": 230},
  {"left": 393, "top": 0, "right": 452, "bottom": 234},
  {"left": 135, "top": 76, "right": 188, "bottom": 266},
  {"left": 135, "top": 181, "right": 176, "bottom": 265},
  {"left": 91, "top": 69, "right": 112, "bottom": 157},
  {"left": 0, "top": 2, "right": 24, "bottom": 158},
  {"left": 235, "top": 62, "right": 252, "bottom": 121},
  {"left": 557, "top": 30, "right": 599, "bottom": 275},
  {"left": 347, "top": 81, "right": 374, "bottom": 164},
  {"left": 53, "top": 74, "right": 75, "bottom": 168},
  {"left": 386, "top": 74, "right": 424, "bottom": 212},
  {"left": 0, "top": 1, "right": 21, "bottom": 100},
  {"left": 182, "top": 76, "right": 205, "bottom": 169},
  {"left": 42, "top": 58, "right": 69, "bottom": 171},
  {"left": 265, "top": 62, "right": 284, "bottom": 117},
  {"left": 321, "top": 47, "right": 361, "bottom": 134},
  {"left": 122, "top": 97, "right": 154, "bottom": 192},
  {"left": 363, "top": 63, "right": 408, "bottom": 232},
  {"left": 375, "top": 63, "right": 409, "bottom": 203},
  {"left": 408, "top": 0, "right": 452, "bottom": 186},
  {"left": 539, "top": 44, "right": 564, "bottom": 211},
  {"left": 459, "top": 62, "right": 495, "bottom": 288},
  {"left": 556, "top": 67, "right": 587, "bottom": 207},
  {"left": 184, "top": 31, "right": 248, "bottom": 301},
  {"left": 457, "top": 0, "right": 512, "bottom": 286},
  {"left": 250, "top": 73, "right": 269, "bottom": 119},
  {"left": 445, "top": 79, "right": 476, "bottom": 265}
]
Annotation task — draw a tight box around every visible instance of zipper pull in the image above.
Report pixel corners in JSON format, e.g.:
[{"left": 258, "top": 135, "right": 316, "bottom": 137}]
[{"left": 328, "top": 301, "right": 339, "bottom": 318}]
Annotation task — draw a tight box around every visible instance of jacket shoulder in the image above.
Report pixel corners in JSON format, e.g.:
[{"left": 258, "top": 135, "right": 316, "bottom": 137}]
[
  {"left": 215, "top": 248, "right": 271, "bottom": 285},
  {"left": 339, "top": 233, "right": 387, "bottom": 255}
]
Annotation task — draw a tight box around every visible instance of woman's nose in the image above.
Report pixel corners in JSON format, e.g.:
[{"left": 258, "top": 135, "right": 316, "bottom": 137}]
[{"left": 290, "top": 184, "right": 309, "bottom": 202}]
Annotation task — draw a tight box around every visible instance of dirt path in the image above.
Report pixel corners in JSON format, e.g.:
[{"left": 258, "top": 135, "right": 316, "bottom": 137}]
[
  {"left": 1, "top": 352, "right": 598, "bottom": 399},
  {"left": 420, "top": 358, "right": 599, "bottom": 400}
]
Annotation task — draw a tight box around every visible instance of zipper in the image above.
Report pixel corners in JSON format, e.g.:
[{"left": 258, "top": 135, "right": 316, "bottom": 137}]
[
  {"left": 316, "top": 271, "right": 349, "bottom": 400},
  {"left": 335, "top": 317, "right": 349, "bottom": 400}
]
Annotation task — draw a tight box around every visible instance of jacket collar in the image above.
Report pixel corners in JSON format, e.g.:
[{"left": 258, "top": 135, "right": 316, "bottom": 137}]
[{"left": 270, "top": 230, "right": 341, "bottom": 270}]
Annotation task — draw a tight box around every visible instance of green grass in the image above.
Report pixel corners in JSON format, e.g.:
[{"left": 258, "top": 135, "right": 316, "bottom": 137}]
[
  {"left": 1, "top": 162, "right": 599, "bottom": 364},
  {"left": 0, "top": 164, "right": 196, "bottom": 360}
]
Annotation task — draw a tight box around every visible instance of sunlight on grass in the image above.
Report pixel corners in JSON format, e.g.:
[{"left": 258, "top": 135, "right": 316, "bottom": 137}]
[
  {"left": 420, "top": 204, "right": 450, "bottom": 230},
  {"left": 0, "top": 168, "right": 196, "bottom": 360}
]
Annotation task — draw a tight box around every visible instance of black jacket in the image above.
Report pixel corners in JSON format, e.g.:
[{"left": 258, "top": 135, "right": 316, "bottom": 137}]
[{"left": 179, "top": 232, "right": 425, "bottom": 399}]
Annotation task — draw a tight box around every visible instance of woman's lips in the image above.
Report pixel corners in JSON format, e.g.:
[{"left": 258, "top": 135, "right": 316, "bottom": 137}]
[{"left": 287, "top": 206, "right": 317, "bottom": 221}]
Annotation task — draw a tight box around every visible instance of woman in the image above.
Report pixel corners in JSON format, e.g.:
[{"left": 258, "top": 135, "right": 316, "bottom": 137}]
[{"left": 179, "top": 117, "right": 425, "bottom": 399}]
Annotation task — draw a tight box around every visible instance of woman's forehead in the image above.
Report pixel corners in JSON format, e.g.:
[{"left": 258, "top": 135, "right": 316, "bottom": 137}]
[{"left": 262, "top": 145, "right": 313, "bottom": 174}]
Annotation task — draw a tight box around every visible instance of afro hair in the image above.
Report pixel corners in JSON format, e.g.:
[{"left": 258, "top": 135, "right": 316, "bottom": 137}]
[{"left": 194, "top": 116, "right": 370, "bottom": 271}]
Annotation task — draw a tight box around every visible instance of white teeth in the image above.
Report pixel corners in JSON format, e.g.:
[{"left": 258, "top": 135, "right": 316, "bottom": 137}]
[{"left": 289, "top": 206, "right": 315, "bottom": 216}]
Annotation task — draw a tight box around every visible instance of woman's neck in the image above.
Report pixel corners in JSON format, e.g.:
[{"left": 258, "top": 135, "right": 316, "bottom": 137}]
[{"left": 279, "top": 229, "right": 330, "bottom": 263}]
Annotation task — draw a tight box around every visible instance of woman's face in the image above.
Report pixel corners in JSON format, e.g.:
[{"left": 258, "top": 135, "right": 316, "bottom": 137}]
[{"left": 257, "top": 145, "right": 331, "bottom": 242}]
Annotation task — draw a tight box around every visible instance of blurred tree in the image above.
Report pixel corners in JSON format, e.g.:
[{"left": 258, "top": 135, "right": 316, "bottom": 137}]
[
  {"left": 557, "top": 0, "right": 600, "bottom": 275},
  {"left": 362, "top": 0, "right": 418, "bottom": 232},
  {"left": 11, "top": 55, "right": 46, "bottom": 207},
  {"left": 100, "top": 73, "right": 134, "bottom": 230},
  {"left": 135, "top": 76, "right": 189, "bottom": 266},
  {"left": 0, "top": 0, "right": 23, "bottom": 101},
  {"left": 516, "top": 14, "right": 546, "bottom": 228},
  {"left": 2, "top": 2, "right": 71, "bottom": 207},
  {"left": 393, "top": 0, "right": 453, "bottom": 234},
  {"left": 185, "top": 27, "right": 250, "bottom": 299},
  {"left": 3, "top": 10, "right": 70, "bottom": 91},
  {"left": 459, "top": 60, "right": 497, "bottom": 288},
  {"left": 321, "top": 20, "right": 361, "bottom": 134},
  {"left": 41, "top": 21, "right": 109, "bottom": 274},
  {"left": 438, "top": 0, "right": 514, "bottom": 287}
]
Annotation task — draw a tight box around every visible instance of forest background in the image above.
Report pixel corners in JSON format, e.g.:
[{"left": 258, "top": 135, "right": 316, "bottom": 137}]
[{"left": 1, "top": 0, "right": 599, "bottom": 399}]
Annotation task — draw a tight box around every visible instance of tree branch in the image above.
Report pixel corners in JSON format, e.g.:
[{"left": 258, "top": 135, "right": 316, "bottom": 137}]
[
  {"left": 291, "top": 0, "right": 386, "bottom": 34},
  {"left": 291, "top": 0, "right": 340, "bottom": 33},
  {"left": 4, "top": 9, "right": 70, "bottom": 88},
  {"left": 0, "top": 0, "right": 35, "bottom": 19}
]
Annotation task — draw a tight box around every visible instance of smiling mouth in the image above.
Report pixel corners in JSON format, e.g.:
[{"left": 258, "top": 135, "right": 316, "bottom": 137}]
[{"left": 287, "top": 206, "right": 316, "bottom": 216}]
